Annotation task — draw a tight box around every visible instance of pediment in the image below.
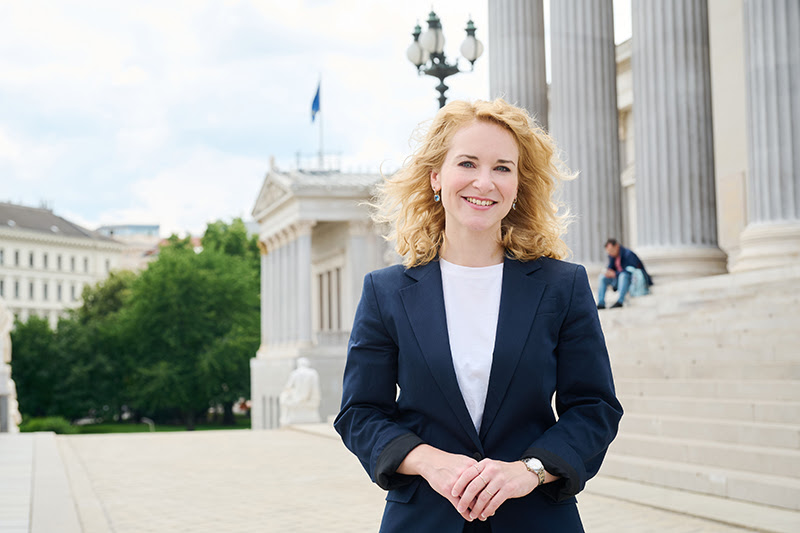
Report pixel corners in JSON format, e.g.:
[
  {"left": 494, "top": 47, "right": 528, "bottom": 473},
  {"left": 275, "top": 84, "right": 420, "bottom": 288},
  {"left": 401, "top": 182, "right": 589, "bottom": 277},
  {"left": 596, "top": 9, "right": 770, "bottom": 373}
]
[{"left": 252, "top": 172, "right": 292, "bottom": 221}]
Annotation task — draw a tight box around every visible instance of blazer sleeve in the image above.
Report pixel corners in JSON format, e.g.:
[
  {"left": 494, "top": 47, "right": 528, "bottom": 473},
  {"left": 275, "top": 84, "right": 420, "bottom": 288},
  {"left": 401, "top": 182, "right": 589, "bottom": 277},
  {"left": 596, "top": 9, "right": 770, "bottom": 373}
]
[
  {"left": 522, "top": 264, "right": 623, "bottom": 501},
  {"left": 333, "top": 272, "right": 424, "bottom": 490}
]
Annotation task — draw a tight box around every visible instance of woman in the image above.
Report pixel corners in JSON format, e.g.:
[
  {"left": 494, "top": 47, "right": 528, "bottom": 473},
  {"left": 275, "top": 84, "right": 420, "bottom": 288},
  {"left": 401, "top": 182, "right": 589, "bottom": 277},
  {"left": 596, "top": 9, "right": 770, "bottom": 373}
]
[{"left": 334, "top": 99, "right": 622, "bottom": 532}]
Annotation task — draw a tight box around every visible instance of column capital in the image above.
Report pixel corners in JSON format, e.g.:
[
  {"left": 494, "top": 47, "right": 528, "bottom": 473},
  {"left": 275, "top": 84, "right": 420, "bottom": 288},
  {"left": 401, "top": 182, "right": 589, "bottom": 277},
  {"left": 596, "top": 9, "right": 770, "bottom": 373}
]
[
  {"left": 266, "top": 235, "right": 280, "bottom": 250},
  {"left": 257, "top": 240, "right": 268, "bottom": 255},
  {"left": 293, "top": 220, "right": 316, "bottom": 238}
]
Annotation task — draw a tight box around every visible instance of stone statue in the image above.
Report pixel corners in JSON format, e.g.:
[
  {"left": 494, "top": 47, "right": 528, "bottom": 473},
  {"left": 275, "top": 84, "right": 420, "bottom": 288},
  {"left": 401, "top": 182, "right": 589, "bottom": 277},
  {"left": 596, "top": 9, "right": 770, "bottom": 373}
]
[
  {"left": 0, "top": 297, "right": 21, "bottom": 432},
  {"left": 279, "top": 357, "right": 321, "bottom": 425}
]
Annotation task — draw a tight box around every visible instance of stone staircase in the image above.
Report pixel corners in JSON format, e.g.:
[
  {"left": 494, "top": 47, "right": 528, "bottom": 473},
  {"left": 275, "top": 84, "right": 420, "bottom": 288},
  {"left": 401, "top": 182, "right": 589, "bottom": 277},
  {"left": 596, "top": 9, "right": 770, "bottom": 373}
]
[{"left": 598, "top": 264, "right": 800, "bottom": 513}]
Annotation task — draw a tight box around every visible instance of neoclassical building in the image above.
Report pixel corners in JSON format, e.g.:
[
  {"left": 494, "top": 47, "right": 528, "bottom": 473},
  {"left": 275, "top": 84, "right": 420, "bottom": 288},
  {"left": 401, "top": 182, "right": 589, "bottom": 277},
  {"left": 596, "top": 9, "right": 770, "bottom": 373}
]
[
  {"left": 491, "top": 0, "right": 798, "bottom": 280},
  {"left": 487, "top": 0, "right": 799, "bottom": 515},
  {"left": 0, "top": 202, "right": 125, "bottom": 328},
  {"left": 249, "top": 168, "right": 390, "bottom": 429}
]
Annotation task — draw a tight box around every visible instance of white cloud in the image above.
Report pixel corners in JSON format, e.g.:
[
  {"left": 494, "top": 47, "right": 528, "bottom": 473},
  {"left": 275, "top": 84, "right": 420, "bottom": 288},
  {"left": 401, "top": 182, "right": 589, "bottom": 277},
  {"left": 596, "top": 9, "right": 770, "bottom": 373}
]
[
  {"left": 0, "top": 0, "right": 630, "bottom": 237},
  {"left": 116, "top": 147, "right": 268, "bottom": 237}
]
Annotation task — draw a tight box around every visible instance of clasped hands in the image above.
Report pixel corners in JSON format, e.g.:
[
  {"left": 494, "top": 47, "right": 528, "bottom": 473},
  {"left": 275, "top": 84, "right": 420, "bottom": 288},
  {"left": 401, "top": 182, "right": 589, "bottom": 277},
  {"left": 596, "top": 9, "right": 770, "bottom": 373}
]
[{"left": 420, "top": 448, "right": 539, "bottom": 522}]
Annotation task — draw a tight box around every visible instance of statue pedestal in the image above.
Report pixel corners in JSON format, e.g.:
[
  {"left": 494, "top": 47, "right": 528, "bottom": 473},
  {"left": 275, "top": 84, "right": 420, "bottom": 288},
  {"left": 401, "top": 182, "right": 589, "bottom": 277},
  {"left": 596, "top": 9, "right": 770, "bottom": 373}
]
[{"left": 279, "top": 407, "right": 321, "bottom": 426}]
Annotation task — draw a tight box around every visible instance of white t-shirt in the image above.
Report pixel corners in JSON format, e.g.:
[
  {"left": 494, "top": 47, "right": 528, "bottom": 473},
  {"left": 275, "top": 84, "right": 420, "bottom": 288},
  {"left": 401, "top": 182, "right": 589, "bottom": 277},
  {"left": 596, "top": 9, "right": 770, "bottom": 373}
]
[{"left": 440, "top": 258, "right": 504, "bottom": 432}]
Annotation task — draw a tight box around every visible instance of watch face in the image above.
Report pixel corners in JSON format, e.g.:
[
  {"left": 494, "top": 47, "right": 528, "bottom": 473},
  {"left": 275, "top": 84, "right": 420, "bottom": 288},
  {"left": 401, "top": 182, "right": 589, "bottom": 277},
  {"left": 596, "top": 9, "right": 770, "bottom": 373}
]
[{"left": 526, "top": 458, "right": 543, "bottom": 471}]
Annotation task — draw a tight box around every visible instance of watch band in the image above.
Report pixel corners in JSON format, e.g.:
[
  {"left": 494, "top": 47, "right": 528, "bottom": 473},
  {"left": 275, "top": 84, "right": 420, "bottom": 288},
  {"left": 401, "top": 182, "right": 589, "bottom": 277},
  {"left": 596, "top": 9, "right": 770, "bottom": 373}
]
[{"left": 521, "top": 458, "right": 546, "bottom": 487}]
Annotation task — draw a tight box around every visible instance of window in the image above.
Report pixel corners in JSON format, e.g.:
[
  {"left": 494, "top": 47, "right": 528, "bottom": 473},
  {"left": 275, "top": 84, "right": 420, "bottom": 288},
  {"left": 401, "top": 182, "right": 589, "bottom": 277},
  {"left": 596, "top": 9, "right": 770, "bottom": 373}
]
[
  {"left": 57, "top": 255, "right": 62, "bottom": 270},
  {"left": 105, "top": 259, "right": 111, "bottom": 272},
  {"left": 317, "top": 266, "right": 342, "bottom": 332},
  {"left": 70, "top": 284, "right": 76, "bottom": 301},
  {"left": 0, "top": 248, "right": 4, "bottom": 265},
  {"left": 14, "top": 281, "right": 19, "bottom": 299},
  {"left": 0, "top": 279, "right": 4, "bottom": 297},
  {"left": 14, "top": 250, "right": 19, "bottom": 266},
  {"left": 70, "top": 256, "right": 75, "bottom": 272},
  {"left": 57, "top": 284, "right": 62, "bottom": 302},
  {"left": 83, "top": 257, "right": 89, "bottom": 273},
  {"left": 29, "top": 252, "right": 34, "bottom": 267},
  {"left": 29, "top": 282, "right": 34, "bottom": 300},
  {"left": 43, "top": 253, "right": 48, "bottom": 269},
  {"left": 43, "top": 283, "right": 48, "bottom": 301}
]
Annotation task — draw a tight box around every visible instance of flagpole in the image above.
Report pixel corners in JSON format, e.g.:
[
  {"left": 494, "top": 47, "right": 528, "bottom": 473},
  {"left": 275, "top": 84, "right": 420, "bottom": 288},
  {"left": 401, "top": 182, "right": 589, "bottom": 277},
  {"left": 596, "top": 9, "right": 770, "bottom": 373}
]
[{"left": 318, "top": 76, "right": 323, "bottom": 170}]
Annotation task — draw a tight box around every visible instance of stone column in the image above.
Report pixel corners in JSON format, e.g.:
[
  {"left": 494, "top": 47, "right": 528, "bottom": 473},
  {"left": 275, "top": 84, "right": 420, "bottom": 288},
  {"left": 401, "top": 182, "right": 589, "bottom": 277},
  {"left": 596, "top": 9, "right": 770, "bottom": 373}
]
[
  {"left": 632, "top": 0, "right": 727, "bottom": 281},
  {"left": 734, "top": 0, "right": 800, "bottom": 271},
  {"left": 488, "top": 0, "right": 548, "bottom": 128},
  {"left": 277, "top": 232, "right": 288, "bottom": 344},
  {"left": 346, "top": 220, "right": 371, "bottom": 328},
  {"left": 266, "top": 237, "right": 277, "bottom": 350},
  {"left": 257, "top": 240, "right": 269, "bottom": 356},
  {"left": 550, "top": 0, "right": 621, "bottom": 267},
  {"left": 295, "top": 222, "right": 314, "bottom": 346},
  {"left": 286, "top": 233, "right": 297, "bottom": 343}
]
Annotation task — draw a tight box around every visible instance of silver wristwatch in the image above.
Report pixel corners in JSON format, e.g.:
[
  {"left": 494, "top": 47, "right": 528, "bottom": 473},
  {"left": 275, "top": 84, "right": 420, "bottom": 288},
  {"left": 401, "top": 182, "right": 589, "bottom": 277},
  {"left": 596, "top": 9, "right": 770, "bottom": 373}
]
[{"left": 521, "top": 457, "right": 546, "bottom": 487}]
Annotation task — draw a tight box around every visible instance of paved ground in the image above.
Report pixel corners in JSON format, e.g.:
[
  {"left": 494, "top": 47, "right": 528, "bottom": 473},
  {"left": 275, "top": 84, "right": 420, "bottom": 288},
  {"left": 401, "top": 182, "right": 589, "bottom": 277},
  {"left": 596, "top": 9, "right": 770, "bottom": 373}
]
[{"left": 33, "top": 425, "right": 767, "bottom": 533}]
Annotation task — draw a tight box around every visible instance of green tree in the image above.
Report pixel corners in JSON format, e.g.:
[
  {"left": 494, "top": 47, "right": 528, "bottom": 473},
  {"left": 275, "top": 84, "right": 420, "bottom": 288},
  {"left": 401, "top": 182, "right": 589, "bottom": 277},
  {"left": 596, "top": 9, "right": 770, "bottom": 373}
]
[
  {"left": 121, "top": 244, "right": 258, "bottom": 429},
  {"left": 53, "top": 275, "right": 135, "bottom": 421},
  {"left": 9, "top": 316, "right": 59, "bottom": 418},
  {"left": 11, "top": 272, "right": 138, "bottom": 422},
  {"left": 202, "top": 218, "right": 260, "bottom": 270}
]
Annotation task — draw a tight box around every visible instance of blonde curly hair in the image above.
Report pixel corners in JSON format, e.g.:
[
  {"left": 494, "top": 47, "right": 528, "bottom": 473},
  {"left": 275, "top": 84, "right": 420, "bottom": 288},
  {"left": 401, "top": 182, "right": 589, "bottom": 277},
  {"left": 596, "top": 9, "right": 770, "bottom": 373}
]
[{"left": 374, "top": 98, "right": 573, "bottom": 268}]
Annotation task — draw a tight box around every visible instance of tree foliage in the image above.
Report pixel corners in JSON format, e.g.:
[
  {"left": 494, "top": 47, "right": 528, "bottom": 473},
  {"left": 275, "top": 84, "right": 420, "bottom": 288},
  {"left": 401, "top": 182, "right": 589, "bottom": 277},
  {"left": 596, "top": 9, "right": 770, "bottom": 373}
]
[
  {"left": 9, "top": 316, "right": 58, "bottom": 418},
  {"left": 10, "top": 219, "right": 260, "bottom": 429}
]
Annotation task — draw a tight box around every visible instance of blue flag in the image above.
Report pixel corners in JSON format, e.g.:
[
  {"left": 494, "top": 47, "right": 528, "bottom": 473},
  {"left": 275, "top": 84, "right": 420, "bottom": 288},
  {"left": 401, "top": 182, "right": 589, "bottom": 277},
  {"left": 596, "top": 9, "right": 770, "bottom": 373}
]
[{"left": 311, "top": 82, "right": 320, "bottom": 122}]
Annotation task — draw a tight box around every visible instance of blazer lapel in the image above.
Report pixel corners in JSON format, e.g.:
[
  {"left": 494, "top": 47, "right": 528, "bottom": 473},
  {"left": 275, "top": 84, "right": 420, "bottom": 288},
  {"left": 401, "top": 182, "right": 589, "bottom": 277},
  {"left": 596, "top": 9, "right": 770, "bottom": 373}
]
[
  {"left": 400, "top": 261, "right": 483, "bottom": 452},
  {"left": 479, "top": 258, "right": 546, "bottom": 440}
]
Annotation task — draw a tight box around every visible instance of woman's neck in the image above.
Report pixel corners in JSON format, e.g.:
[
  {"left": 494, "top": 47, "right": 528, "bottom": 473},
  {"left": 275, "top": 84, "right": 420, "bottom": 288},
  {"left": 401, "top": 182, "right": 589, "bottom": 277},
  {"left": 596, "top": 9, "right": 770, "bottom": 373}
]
[{"left": 439, "top": 229, "right": 505, "bottom": 267}]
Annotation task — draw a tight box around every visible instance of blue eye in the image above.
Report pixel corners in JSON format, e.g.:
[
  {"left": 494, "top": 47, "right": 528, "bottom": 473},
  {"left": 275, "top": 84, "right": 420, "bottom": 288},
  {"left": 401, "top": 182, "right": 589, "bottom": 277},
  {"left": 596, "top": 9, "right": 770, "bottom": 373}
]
[
  {"left": 459, "top": 161, "right": 476, "bottom": 168},
  {"left": 495, "top": 166, "right": 511, "bottom": 172}
]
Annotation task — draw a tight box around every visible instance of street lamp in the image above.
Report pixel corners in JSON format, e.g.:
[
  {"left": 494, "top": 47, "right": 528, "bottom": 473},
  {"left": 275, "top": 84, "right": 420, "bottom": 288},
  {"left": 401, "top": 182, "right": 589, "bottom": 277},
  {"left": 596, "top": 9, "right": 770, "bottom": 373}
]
[{"left": 406, "top": 10, "right": 484, "bottom": 108}]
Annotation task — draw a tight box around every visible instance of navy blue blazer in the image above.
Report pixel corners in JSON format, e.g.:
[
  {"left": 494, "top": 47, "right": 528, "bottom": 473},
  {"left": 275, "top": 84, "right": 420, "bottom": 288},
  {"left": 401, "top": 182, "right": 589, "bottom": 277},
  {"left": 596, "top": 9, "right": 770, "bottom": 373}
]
[{"left": 334, "top": 257, "right": 623, "bottom": 533}]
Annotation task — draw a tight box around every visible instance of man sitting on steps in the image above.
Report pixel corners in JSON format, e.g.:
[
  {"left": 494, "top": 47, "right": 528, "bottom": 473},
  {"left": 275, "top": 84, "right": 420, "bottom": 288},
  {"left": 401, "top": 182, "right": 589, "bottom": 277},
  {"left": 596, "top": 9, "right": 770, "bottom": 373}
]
[{"left": 597, "top": 238, "right": 652, "bottom": 309}]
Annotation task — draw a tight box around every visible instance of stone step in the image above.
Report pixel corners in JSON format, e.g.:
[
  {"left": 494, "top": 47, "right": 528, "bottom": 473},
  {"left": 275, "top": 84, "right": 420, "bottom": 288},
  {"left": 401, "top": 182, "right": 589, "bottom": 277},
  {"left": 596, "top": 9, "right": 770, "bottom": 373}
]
[
  {"left": 620, "top": 412, "right": 800, "bottom": 449},
  {"left": 615, "top": 378, "right": 800, "bottom": 401},
  {"left": 601, "top": 453, "right": 800, "bottom": 511},
  {"left": 620, "top": 292, "right": 798, "bottom": 314},
  {"left": 608, "top": 341, "right": 799, "bottom": 363},
  {"left": 611, "top": 361, "right": 800, "bottom": 380},
  {"left": 586, "top": 476, "right": 800, "bottom": 533},
  {"left": 618, "top": 394, "right": 800, "bottom": 424},
  {"left": 651, "top": 264, "right": 800, "bottom": 295},
  {"left": 610, "top": 433, "right": 800, "bottom": 478}
]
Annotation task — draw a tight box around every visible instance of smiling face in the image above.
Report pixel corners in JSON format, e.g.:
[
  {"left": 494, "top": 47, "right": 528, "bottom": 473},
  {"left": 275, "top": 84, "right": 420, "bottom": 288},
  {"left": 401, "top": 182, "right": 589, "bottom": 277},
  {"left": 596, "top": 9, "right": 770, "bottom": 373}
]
[{"left": 430, "top": 120, "right": 519, "bottom": 241}]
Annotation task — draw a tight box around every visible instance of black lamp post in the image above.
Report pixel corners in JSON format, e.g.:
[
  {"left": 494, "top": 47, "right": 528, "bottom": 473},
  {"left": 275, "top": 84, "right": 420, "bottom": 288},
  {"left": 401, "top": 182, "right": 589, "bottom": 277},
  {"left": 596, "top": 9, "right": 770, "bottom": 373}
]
[{"left": 406, "top": 10, "right": 485, "bottom": 108}]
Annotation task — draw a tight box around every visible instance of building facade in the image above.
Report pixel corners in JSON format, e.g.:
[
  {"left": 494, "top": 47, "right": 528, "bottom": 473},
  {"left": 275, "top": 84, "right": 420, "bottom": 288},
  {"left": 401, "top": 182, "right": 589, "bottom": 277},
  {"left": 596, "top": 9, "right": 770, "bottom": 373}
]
[
  {"left": 488, "top": 0, "right": 799, "bottom": 512},
  {"left": 0, "top": 203, "right": 125, "bottom": 328},
  {"left": 490, "top": 0, "right": 799, "bottom": 280},
  {"left": 250, "top": 169, "right": 390, "bottom": 429}
]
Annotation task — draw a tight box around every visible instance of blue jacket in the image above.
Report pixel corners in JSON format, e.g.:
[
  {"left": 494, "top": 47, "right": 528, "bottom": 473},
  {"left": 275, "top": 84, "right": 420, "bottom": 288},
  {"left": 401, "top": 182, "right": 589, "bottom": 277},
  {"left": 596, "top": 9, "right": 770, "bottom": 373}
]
[
  {"left": 335, "top": 257, "right": 623, "bottom": 533},
  {"left": 607, "top": 246, "right": 653, "bottom": 286}
]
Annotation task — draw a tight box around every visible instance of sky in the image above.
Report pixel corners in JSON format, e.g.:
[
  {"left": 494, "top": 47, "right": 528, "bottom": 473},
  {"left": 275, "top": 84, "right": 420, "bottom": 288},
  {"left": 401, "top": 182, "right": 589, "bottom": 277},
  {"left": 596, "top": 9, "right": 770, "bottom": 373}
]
[{"left": 1, "top": 0, "right": 632, "bottom": 238}]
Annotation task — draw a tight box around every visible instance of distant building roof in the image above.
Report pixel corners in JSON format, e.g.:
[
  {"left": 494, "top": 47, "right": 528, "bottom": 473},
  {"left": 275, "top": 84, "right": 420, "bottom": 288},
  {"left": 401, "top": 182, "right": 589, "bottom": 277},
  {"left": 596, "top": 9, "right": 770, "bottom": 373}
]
[
  {"left": 0, "top": 202, "right": 117, "bottom": 242},
  {"left": 278, "top": 169, "right": 384, "bottom": 191},
  {"left": 96, "top": 224, "right": 160, "bottom": 238}
]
